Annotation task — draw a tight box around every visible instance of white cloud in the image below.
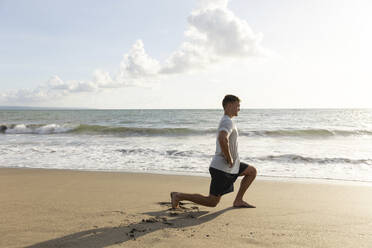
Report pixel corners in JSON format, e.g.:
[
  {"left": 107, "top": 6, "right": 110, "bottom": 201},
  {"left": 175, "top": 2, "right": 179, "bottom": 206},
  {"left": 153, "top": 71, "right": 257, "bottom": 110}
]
[
  {"left": 114, "top": 40, "right": 162, "bottom": 87},
  {"left": 159, "top": 0, "right": 266, "bottom": 73},
  {"left": 119, "top": 40, "right": 160, "bottom": 78},
  {"left": 188, "top": 7, "right": 264, "bottom": 57},
  {"left": 46, "top": 76, "right": 97, "bottom": 93},
  {"left": 93, "top": 70, "right": 115, "bottom": 88},
  {"left": 1, "top": 87, "right": 54, "bottom": 103},
  {"left": 47, "top": 75, "right": 67, "bottom": 90},
  {"left": 0, "top": 0, "right": 268, "bottom": 104},
  {"left": 160, "top": 41, "right": 214, "bottom": 74},
  {"left": 197, "top": 0, "right": 229, "bottom": 9},
  {"left": 68, "top": 80, "right": 98, "bottom": 93}
]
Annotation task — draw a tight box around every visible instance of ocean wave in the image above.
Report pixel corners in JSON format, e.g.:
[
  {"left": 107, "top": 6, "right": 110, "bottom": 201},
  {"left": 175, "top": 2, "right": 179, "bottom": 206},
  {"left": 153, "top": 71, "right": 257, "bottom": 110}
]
[
  {"left": 1, "top": 123, "right": 372, "bottom": 138},
  {"left": 0, "top": 123, "right": 216, "bottom": 136},
  {"left": 72, "top": 124, "right": 215, "bottom": 136},
  {"left": 245, "top": 154, "right": 372, "bottom": 165},
  {"left": 117, "top": 148, "right": 210, "bottom": 158},
  {"left": 240, "top": 128, "right": 372, "bottom": 137},
  {"left": 0, "top": 123, "right": 77, "bottom": 134}
]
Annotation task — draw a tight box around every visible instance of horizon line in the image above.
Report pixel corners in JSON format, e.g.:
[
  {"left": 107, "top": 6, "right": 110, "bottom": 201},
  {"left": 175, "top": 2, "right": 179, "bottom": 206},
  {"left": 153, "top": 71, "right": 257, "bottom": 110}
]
[{"left": 1, "top": 106, "right": 371, "bottom": 111}]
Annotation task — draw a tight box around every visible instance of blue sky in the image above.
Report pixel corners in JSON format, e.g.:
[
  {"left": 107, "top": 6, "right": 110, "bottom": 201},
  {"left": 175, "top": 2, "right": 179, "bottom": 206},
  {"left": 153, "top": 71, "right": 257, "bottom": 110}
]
[
  {"left": 1, "top": 0, "right": 371, "bottom": 108},
  {"left": 0, "top": 0, "right": 192, "bottom": 87}
]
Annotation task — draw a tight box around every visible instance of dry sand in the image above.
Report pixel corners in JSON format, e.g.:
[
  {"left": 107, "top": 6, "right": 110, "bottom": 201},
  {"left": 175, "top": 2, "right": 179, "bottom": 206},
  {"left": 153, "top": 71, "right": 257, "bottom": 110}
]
[{"left": 1, "top": 168, "right": 372, "bottom": 248}]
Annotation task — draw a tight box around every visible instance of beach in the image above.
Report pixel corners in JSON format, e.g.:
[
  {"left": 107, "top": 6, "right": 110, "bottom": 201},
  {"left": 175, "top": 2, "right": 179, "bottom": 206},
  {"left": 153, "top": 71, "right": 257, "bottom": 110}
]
[
  {"left": 2, "top": 0, "right": 372, "bottom": 245},
  {"left": 1, "top": 168, "right": 372, "bottom": 248}
]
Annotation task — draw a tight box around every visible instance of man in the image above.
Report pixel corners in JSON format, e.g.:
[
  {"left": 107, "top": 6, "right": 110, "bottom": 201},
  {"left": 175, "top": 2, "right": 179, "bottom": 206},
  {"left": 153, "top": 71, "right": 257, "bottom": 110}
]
[{"left": 171, "top": 95, "right": 257, "bottom": 208}]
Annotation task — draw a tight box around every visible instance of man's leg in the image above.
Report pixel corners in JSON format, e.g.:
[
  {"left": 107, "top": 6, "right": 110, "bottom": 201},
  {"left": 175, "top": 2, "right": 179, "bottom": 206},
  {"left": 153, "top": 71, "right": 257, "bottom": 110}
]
[
  {"left": 233, "top": 165, "right": 257, "bottom": 208},
  {"left": 171, "top": 192, "right": 221, "bottom": 208}
]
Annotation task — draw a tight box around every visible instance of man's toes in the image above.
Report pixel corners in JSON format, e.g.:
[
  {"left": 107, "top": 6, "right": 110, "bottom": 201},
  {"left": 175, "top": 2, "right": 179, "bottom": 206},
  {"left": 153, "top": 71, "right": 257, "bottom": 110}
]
[{"left": 233, "top": 201, "right": 255, "bottom": 208}]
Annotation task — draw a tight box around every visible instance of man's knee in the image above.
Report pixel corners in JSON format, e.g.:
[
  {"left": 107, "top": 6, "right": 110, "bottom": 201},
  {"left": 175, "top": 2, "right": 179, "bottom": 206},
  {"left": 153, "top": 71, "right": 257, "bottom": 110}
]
[
  {"left": 250, "top": 166, "right": 257, "bottom": 177},
  {"left": 241, "top": 166, "right": 257, "bottom": 177},
  {"left": 209, "top": 195, "right": 221, "bottom": 207}
]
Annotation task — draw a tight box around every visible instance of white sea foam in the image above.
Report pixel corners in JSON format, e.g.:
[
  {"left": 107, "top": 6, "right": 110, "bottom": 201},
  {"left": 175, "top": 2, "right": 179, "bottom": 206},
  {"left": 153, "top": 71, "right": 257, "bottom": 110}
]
[
  {"left": 36, "top": 124, "right": 70, "bottom": 134},
  {"left": 5, "top": 124, "right": 33, "bottom": 134},
  {"left": 4, "top": 123, "right": 78, "bottom": 134}
]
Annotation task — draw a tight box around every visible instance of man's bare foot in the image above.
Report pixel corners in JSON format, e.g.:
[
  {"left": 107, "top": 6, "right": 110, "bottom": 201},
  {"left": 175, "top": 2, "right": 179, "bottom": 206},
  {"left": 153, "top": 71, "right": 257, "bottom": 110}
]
[
  {"left": 170, "top": 192, "right": 180, "bottom": 209},
  {"left": 233, "top": 199, "right": 255, "bottom": 208}
]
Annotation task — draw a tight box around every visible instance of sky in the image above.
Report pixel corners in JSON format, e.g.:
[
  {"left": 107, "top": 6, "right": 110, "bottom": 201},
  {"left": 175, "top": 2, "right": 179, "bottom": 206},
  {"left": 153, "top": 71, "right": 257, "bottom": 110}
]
[{"left": 1, "top": 0, "right": 371, "bottom": 109}]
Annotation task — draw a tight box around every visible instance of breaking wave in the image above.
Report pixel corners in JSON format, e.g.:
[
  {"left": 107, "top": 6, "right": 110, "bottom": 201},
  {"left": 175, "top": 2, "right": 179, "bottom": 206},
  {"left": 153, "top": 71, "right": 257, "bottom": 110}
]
[
  {"left": 0, "top": 123, "right": 215, "bottom": 136},
  {"left": 117, "top": 148, "right": 210, "bottom": 158},
  {"left": 0, "top": 123, "right": 77, "bottom": 134},
  {"left": 240, "top": 128, "right": 372, "bottom": 137},
  {"left": 1, "top": 124, "right": 372, "bottom": 137},
  {"left": 245, "top": 154, "right": 372, "bottom": 165}
]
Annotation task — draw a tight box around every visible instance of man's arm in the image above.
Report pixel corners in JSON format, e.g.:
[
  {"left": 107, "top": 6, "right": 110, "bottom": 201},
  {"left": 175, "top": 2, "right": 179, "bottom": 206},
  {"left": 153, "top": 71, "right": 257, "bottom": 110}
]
[{"left": 218, "top": 130, "right": 233, "bottom": 168}]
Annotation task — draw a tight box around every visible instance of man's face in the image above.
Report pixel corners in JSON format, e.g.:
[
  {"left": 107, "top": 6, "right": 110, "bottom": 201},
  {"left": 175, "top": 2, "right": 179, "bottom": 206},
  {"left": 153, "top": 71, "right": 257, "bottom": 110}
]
[{"left": 231, "top": 101, "right": 240, "bottom": 116}]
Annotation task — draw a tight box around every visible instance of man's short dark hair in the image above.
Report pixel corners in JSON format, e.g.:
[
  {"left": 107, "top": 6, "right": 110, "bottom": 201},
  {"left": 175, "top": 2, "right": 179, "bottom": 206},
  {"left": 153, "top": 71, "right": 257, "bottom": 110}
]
[{"left": 222, "top": 94, "right": 240, "bottom": 109}]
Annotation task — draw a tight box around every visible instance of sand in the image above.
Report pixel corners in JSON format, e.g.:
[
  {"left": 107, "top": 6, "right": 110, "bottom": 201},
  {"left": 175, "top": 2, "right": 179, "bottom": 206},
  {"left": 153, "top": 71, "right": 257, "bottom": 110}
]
[{"left": 1, "top": 168, "right": 372, "bottom": 248}]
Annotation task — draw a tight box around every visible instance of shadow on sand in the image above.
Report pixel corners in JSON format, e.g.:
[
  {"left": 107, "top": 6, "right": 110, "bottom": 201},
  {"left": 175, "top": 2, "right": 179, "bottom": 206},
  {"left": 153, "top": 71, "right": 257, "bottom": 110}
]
[{"left": 25, "top": 202, "right": 239, "bottom": 248}]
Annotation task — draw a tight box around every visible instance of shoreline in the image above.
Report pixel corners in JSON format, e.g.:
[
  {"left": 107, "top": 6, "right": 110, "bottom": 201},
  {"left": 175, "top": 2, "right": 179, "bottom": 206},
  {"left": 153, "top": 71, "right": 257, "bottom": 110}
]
[{"left": 2, "top": 166, "right": 372, "bottom": 187}]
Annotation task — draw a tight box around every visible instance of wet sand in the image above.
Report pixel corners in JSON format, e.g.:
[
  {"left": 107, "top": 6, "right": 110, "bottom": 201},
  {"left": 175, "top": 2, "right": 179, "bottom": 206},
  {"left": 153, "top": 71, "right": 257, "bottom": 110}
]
[{"left": 1, "top": 168, "right": 372, "bottom": 248}]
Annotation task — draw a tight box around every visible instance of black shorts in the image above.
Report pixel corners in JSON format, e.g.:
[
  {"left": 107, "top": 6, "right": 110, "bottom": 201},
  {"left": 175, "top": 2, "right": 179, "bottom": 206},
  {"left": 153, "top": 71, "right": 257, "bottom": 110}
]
[{"left": 209, "top": 162, "right": 249, "bottom": 196}]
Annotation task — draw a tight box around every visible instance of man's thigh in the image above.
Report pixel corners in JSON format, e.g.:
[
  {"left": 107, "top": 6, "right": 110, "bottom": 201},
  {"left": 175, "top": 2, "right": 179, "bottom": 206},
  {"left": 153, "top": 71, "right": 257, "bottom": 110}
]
[{"left": 239, "top": 164, "right": 256, "bottom": 177}]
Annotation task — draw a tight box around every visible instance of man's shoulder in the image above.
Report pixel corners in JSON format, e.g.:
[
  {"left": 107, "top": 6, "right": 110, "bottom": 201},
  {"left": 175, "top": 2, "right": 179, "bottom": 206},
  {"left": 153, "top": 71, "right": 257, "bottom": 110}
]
[
  {"left": 219, "top": 115, "right": 233, "bottom": 126},
  {"left": 220, "top": 115, "right": 232, "bottom": 122}
]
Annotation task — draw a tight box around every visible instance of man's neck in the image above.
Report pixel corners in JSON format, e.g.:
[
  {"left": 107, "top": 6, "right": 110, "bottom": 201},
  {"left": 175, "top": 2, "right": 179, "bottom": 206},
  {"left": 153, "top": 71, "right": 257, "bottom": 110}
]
[{"left": 224, "top": 112, "right": 234, "bottom": 118}]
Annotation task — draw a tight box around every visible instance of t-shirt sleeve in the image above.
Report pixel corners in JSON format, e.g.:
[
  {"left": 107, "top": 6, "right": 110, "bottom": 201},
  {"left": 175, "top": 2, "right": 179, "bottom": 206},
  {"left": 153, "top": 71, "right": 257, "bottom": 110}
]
[{"left": 218, "top": 118, "right": 233, "bottom": 135}]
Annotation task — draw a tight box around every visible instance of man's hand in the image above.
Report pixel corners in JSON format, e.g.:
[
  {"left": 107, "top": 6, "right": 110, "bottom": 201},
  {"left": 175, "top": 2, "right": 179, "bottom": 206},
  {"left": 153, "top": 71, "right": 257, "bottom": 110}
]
[{"left": 227, "top": 158, "right": 233, "bottom": 168}]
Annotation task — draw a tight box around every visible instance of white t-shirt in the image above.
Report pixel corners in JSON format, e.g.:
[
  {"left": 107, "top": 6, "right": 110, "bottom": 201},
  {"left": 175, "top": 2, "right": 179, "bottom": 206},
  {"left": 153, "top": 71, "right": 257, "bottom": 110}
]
[{"left": 210, "top": 115, "right": 240, "bottom": 174}]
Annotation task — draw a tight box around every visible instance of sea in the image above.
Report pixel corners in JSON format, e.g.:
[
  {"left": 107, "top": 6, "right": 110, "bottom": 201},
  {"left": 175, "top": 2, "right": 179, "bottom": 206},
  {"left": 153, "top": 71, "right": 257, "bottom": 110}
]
[{"left": 1, "top": 109, "right": 372, "bottom": 184}]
